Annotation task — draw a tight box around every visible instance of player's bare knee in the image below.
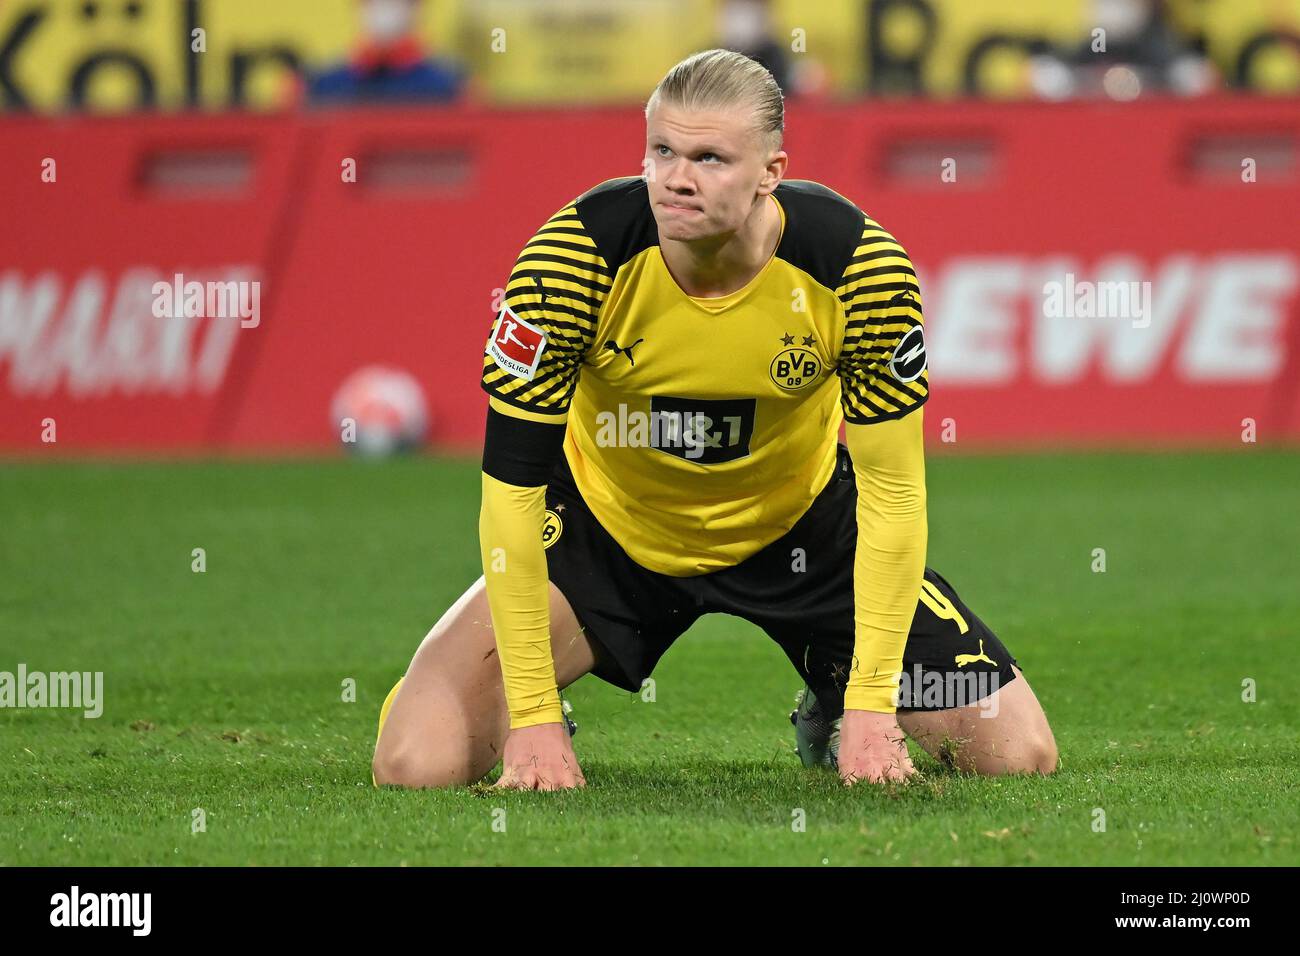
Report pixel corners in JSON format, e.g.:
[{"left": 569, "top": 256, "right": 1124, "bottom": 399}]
[
  {"left": 372, "top": 736, "right": 417, "bottom": 788},
  {"left": 372, "top": 741, "right": 462, "bottom": 790},
  {"left": 1029, "top": 734, "right": 1059, "bottom": 776},
  {"left": 996, "top": 735, "right": 1058, "bottom": 777},
  {"left": 1022, "top": 708, "right": 1059, "bottom": 775},
  {"left": 373, "top": 718, "right": 445, "bottom": 788},
  {"left": 371, "top": 745, "right": 404, "bottom": 788}
]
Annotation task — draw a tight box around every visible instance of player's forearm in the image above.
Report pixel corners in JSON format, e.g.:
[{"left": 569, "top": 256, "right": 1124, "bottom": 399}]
[
  {"left": 844, "top": 414, "right": 928, "bottom": 714},
  {"left": 479, "top": 472, "right": 564, "bottom": 728},
  {"left": 479, "top": 401, "right": 569, "bottom": 729}
]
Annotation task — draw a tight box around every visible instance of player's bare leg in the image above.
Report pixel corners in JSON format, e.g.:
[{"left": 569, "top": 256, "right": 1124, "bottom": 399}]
[
  {"left": 372, "top": 575, "right": 597, "bottom": 789},
  {"left": 896, "top": 665, "right": 1058, "bottom": 776}
]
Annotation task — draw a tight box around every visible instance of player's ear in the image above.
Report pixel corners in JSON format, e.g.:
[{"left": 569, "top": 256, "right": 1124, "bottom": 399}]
[{"left": 759, "top": 149, "right": 788, "bottom": 194}]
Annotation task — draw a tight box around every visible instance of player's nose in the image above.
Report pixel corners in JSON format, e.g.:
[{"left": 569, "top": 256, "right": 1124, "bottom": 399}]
[{"left": 662, "top": 159, "right": 695, "bottom": 194}]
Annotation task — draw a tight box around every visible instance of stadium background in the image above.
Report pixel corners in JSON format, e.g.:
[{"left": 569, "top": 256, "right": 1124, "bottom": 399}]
[
  {"left": 2, "top": 0, "right": 1298, "bottom": 867},
  {"left": 3, "top": 0, "right": 1299, "bottom": 452}
]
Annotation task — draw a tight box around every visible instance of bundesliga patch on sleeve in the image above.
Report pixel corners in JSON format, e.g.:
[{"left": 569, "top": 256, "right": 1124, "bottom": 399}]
[{"left": 487, "top": 305, "right": 548, "bottom": 381}]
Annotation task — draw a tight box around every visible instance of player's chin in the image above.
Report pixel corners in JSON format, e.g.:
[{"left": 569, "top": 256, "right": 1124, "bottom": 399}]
[
  {"left": 651, "top": 213, "right": 684, "bottom": 233},
  {"left": 656, "top": 218, "right": 714, "bottom": 242}
]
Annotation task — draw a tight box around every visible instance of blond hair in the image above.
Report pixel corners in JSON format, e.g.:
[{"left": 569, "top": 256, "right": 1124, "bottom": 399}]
[{"left": 646, "top": 49, "right": 784, "bottom": 153}]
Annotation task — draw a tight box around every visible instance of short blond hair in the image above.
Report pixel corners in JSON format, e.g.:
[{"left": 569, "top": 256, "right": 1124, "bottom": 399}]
[{"left": 646, "top": 49, "right": 784, "bottom": 153}]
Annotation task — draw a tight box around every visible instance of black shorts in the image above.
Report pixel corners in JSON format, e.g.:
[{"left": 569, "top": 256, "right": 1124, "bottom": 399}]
[{"left": 543, "top": 443, "right": 1019, "bottom": 714}]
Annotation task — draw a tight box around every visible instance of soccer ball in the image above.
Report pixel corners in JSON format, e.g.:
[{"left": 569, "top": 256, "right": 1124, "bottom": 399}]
[{"left": 331, "top": 365, "right": 430, "bottom": 458}]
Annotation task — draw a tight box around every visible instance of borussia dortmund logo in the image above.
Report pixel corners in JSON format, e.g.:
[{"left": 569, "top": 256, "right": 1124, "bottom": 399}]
[
  {"left": 769, "top": 332, "right": 822, "bottom": 391},
  {"left": 542, "top": 509, "right": 564, "bottom": 549}
]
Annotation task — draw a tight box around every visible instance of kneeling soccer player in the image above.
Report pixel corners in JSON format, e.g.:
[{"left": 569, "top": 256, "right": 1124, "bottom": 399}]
[{"left": 373, "top": 49, "right": 1058, "bottom": 790}]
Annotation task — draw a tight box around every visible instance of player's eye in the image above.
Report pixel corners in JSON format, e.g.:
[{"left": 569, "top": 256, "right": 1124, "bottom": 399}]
[
  {"left": 655, "top": 144, "right": 672, "bottom": 157},
  {"left": 699, "top": 152, "right": 722, "bottom": 164}
]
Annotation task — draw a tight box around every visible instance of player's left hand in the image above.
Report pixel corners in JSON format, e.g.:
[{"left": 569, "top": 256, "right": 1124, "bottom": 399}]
[
  {"left": 492, "top": 721, "right": 586, "bottom": 791},
  {"left": 837, "top": 709, "right": 916, "bottom": 786}
]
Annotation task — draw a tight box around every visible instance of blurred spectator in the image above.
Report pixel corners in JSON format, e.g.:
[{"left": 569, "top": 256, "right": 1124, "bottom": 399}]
[
  {"left": 717, "top": 0, "right": 793, "bottom": 92},
  {"left": 308, "top": 0, "right": 466, "bottom": 105},
  {"left": 1030, "top": 0, "right": 1217, "bottom": 101}
]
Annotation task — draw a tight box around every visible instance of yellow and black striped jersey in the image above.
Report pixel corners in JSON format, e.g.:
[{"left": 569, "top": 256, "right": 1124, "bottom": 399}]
[{"left": 482, "top": 176, "right": 927, "bottom": 576}]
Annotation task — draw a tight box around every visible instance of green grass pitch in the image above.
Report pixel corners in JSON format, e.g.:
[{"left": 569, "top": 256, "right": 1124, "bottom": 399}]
[{"left": 2, "top": 449, "right": 1297, "bottom": 866}]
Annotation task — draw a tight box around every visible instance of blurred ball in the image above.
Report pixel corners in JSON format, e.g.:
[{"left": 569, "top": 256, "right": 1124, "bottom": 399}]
[
  {"left": 331, "top": 365, "right": 430, "bottom": 457},
  {"left": 1029, "top": 55, "right": 1076, "bottom": 101},
  {"left": 1103, "top": 65, "right": 1142, "bottom": 101}
]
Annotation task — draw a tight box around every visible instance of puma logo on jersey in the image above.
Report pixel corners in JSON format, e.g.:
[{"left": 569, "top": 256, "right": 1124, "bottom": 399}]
[
  {"left": 604, "top": 338, "right": 644, "bottom": 366},
  {"left": 531, "top": 274, "right": 550, "bottom": 302},
  {"left": 955, "top": 638, "right": 997, "bottom": 668}
]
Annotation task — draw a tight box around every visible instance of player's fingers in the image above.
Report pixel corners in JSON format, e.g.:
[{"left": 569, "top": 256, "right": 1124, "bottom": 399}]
[
  {"left": 840, "top": 757, "right": 910, "bottom": 786},
  {"left": 493, "top": 766, "right": 539, "bottom": 790},
  {"left": 884, "top": 755, "right": 917, "bottom": 783},
  {"left": 536, "top": 760, "right": 579, "bottom": 790},
  {"left": 540, "top": 766, "right": 585, "bottom": 790},
  {"left": 846, "top": 755, "right": 885, "bottom": 785},
  {"left": 496, "top": 762, "right": 585, "bottom": 791},
  {"left": 560, "top": 754, "right": 587, "bottom": 788}
]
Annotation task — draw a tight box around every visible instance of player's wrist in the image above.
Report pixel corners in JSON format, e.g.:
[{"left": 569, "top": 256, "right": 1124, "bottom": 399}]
[
  {"left": 508, "top": 705, "right": 566, "bottom": 731},
  {"left": 505, "top": 719, "right": 571, "bottom": 745},
  {"left": 843, "top": 686, "right": 899, "bottom": 714},
  {"left": 848, "top": 711, "right": 899, "bottom": 733}
]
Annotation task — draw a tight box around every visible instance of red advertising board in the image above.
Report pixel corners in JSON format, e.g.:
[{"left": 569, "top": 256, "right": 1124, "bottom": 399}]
[{"left": 2, "top": 97, "right": 1297, "bottom": 453}]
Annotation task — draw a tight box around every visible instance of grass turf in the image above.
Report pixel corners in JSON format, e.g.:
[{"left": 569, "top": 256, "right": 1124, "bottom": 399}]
[{"left": 1, "top": 449, "right": 1296, "bottom": 866}]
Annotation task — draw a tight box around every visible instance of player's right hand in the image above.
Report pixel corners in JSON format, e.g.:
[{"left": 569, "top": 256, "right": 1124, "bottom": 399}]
[
  {"left": 493, "top": 721, "right": 586, "bottom": 791},
  {"left": 836, "top": 709, "right": 917, "bottom": 786}
]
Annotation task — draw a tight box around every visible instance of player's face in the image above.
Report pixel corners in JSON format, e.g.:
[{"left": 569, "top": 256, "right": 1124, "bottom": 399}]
[{"left": 645, "top": 102, "right": 782, "bottom": 244}]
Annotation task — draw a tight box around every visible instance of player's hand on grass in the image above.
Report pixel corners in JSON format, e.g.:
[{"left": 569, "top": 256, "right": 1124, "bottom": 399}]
[
  {"left": 493, "top": 721, "right": 586, "bottom": 791},
  {"left": 837, "top": 709, "right": 915, "bottom": 786}
]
